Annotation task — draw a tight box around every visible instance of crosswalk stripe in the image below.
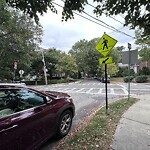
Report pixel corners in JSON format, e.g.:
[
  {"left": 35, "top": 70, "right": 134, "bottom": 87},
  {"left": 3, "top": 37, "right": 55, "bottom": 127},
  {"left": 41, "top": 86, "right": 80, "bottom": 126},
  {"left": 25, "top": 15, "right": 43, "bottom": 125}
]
[
  {"left": 65, "top": 88, "right": 77, "bottom": 92},
  {"left": 62, "top": 88, "right": 70, "bottom": 91},
  {"left": 110, "top": 88, "right": 115, "bottom": 94},
  {"left": 121, "top": 88, "right": 128, "bottom": 95},
  {"left": 32, "top": 86, "right": 139, "bottom": 96},
  {"left": 75, "top": 88, "right": 85, "bottom": 92},
  {"left": 86, "top": 88, "right": 93, "bottom": 93},
  {"left": 97, "top": 88, "right": 103, "bottom": 94}
]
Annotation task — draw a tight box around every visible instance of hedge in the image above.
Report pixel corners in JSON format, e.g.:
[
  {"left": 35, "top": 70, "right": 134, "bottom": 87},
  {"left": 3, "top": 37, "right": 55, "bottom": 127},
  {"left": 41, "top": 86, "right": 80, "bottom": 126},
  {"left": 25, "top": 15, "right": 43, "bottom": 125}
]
[
  {"left": 135, "top": 75, "right": 148, "bottom": 83},
  {"left": 123, "top": 76, "right": 134, "bottom": 82}
]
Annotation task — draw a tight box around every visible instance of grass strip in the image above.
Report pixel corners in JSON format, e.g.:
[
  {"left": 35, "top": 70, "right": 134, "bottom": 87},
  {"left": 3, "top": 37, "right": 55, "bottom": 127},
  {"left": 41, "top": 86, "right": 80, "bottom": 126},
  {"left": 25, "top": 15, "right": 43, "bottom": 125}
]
[{"left": 56, "top": 98, "right": 138, "bottom": 150}]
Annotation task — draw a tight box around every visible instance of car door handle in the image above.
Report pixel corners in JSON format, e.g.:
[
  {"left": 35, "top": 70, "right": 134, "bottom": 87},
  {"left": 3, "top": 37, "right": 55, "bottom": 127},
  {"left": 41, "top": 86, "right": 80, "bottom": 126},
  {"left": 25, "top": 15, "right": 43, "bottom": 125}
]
[{"left": 0, "top": 124, "right": 18, "bottom": 133}]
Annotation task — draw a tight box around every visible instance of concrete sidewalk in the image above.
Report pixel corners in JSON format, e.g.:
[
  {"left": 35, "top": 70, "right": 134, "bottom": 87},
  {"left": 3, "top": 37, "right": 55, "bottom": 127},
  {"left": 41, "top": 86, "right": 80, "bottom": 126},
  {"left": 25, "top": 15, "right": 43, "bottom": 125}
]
[{"left": 112, "top": 94, "right": 150, "bottom": 150}]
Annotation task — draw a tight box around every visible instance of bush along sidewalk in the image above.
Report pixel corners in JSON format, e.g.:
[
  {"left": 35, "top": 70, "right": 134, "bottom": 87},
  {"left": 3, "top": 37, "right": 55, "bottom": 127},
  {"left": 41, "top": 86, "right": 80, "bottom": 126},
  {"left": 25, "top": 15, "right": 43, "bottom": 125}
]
[
  {"left": 56, "top": 98, "right": 138, "bottom": 150},
  {"left": 135, "top": 75, "right": 148, "bottom": 83}
]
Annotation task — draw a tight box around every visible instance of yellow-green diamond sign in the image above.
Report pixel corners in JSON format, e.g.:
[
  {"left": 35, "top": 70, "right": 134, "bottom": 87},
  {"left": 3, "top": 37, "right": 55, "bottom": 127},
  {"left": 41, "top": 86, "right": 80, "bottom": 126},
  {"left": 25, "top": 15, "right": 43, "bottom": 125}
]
[{"left": 96, "top": 33, "right": 117, "bottom": 56}]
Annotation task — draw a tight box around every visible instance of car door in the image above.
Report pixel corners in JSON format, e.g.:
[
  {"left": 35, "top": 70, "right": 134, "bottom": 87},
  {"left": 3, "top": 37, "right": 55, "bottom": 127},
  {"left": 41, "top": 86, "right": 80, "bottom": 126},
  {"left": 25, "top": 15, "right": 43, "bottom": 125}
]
[{"left": 0, "top": 88, "right": 56, "bottom": 150}]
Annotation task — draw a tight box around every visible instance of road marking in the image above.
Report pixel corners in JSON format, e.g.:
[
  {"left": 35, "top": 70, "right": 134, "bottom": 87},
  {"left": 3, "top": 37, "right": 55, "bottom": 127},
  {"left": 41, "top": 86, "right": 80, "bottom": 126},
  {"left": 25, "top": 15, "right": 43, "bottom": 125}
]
[
  {"left": 75, "top": 88, "right": 85, "bottom": 92},
  {"left": 86, "top": 88, "right": 94, "bottom": 93},
  {"left": 65, "top": 88, "right": 77, "bottom": 92},
  {"left": 110, "top": 88, "right": 115, "bottom": 94},
  {"left": 98, "top": 88, "right": 103, "bottom": 94},
  {"left": 62, "top": 88, "right": 70, "bottom": 91},
  {"left": 131, "top": 89, "right": 150, "bottom": 91},
  {"left": 121, "top": 88, "right": 128, "bottom": 95},
  {"left": 117, "top": 84, "right": 127, "bottom": 89},
  {"left": 132, "top": 83, "right": 137, "bottom": 85},
  {"left": 32, "top": 85, "right": 149, "bottom": 96}
]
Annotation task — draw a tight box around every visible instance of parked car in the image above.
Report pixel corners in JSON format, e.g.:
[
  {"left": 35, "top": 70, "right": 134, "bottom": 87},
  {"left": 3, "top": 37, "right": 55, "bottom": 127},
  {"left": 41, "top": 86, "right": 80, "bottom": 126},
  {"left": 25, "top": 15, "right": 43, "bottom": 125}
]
[
  {"left": 101, "top": 77, "right": 110, "bottom": 83},
  {"left": 0, "top": 84, "right": 75, "bottom": 150}
]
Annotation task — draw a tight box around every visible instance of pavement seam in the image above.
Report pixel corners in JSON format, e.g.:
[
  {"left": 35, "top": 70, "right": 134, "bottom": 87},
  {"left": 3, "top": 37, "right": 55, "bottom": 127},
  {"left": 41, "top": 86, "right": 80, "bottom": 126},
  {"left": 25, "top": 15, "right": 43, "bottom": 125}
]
[{"left": 123, "top": 116, "right": 150, "bottom": 126}]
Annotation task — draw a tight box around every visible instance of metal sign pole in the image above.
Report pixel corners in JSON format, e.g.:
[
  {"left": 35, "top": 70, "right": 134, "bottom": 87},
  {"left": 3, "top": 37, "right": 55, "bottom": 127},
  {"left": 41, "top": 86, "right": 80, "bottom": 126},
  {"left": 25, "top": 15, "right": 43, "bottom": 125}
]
[
  {"left": 105, "top": 64, "right": 108, "bottom": 114},
  {"left": 95, "top": 33, "right": 117, "bottom": 114},
  {"left": 128, "top": 43, "right": 131, "bottom": 100}
]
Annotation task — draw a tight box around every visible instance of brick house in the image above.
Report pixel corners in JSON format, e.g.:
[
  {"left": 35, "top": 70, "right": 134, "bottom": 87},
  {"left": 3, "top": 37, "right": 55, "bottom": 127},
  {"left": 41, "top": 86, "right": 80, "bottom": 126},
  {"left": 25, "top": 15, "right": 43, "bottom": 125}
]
[{"left": 138, "top": 60, "right": 150, "bottom": 71}]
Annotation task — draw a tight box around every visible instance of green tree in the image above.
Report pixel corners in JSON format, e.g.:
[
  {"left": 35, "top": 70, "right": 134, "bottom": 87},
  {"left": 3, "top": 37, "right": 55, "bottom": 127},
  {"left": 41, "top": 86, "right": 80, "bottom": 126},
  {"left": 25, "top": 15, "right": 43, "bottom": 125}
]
[
  {"left": 69, "top": 39, "right": 89, "bottom": 77},
  {"left": 101, "top": 63, "right": 119, "bottom": 77},
  {"left": 6, "top": 0, "right": 149, "bottom": 37},
  {"left": 30, "top": 51, "right": 44, "bottom": 78},
  {"left": 31, "top": 48, "right": 65, "bottom": 79},
  {"left": 107, "top": 64, "right": 119, "bottom": 77},
  {"left": 69, "top": 38, "right": 101, "bottom": 77},
  {"left": 56, "top": 55, "right": 78, "bottom": 78},
  {"left": 6, "top": 0, "right": 57, "bottom": 23},
  {"left": 0, "top": 7, "right": 42, "bottom": 80},
  {"left": 85, "top": 38, "right": 102, "bottom": 76},
  {"left": 44, "top": 48, "right": 66, "bottom": 79},
  {"left": 109, "top": 46, "right": 125, "bottom": 64},
  {"left": 135, "top": 30, "right": 150, "bottom": 61}
]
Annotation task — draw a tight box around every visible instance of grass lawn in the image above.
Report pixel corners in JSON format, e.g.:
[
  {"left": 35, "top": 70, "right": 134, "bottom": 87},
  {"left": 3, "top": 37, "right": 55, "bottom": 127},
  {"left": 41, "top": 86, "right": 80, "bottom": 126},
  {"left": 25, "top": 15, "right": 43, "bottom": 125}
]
[
  {"left": 110, "top": 77, "right": 124, "bottom": 82},
  {"left": 56, "top": 98, "right": 138, "bottom": 150}
]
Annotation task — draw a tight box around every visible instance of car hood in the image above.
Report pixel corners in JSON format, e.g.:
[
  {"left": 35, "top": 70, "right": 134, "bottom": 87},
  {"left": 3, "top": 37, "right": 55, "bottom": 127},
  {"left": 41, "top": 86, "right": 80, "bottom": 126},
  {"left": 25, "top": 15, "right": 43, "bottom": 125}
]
[{"left": 42, "top": 91, "right": 70, "bottom": 99}]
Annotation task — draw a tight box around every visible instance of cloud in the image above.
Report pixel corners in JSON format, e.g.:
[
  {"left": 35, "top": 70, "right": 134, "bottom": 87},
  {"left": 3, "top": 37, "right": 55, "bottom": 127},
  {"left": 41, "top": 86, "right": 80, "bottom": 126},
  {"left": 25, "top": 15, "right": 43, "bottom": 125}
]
[{"left": 39, "top": 2, "right": 136, "bottom": 53}]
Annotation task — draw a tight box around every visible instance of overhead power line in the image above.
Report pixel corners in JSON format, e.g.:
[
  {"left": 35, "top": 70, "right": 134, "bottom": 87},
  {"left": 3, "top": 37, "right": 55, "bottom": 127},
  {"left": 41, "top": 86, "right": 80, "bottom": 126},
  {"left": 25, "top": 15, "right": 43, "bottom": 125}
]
[
  {"left": 87, "top": 3, "right": 124, "bottom": 25},
  {"left": 82, "top": 11, "right": 134, "bottom": 38},
  {"left": 53, "top": 2, "right": 118, "bottom": 32},
  {"left": 53, "top": 2, "right": 135, "bottom": 39}
]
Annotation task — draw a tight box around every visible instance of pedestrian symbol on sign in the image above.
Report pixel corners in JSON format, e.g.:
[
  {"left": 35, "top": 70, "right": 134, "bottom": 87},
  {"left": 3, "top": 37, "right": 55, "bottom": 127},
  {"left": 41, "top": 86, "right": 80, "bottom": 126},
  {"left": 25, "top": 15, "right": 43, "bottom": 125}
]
[{"left": 102, "top": 38, "right": 108, "bottom": 50}]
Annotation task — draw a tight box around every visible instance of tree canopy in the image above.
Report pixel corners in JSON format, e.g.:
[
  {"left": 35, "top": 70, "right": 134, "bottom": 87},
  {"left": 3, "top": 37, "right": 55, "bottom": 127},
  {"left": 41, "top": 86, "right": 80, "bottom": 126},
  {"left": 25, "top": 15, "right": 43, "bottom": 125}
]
[
  {"left": 5, "top": 0, "right": 150, "bottom": 37},
  {"left": 0, "top": 4, "right": 43, "bottom": 80},
  {"left": 135, "top": 29, "right": 150, "bottom": 61}
]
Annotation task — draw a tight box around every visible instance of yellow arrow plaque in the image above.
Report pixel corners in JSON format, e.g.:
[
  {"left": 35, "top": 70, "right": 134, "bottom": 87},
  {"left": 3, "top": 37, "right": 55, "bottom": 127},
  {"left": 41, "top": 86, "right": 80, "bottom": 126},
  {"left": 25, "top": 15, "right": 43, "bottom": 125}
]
[
  {"left": 99, "top": 56, "right": 113, "bottom": 64},
  {"left": 96, "top": 33, "right": 117, "bottom": 56}
]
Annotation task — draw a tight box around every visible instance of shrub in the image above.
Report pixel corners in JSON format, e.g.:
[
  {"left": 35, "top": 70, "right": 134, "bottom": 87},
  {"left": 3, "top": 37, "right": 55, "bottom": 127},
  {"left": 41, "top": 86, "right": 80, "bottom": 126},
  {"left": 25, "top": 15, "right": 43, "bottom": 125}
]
[
  {"left": 123, "top": 76, "right": 134, "bottom": 82},
  {"left": 23, "top": 80, "right": 45, "bottom": 85},
  {"left": 66, "top": 77, "right": 75, "bottom": 82},
  {"left": 138, "top": 67, "right": 150, "bottom": 75},
  {"left": 23, "top": 80, "right": 36, "bottom": 85},
  {"left": 135, "top": 75, "right": 148, "bottom": 83}
]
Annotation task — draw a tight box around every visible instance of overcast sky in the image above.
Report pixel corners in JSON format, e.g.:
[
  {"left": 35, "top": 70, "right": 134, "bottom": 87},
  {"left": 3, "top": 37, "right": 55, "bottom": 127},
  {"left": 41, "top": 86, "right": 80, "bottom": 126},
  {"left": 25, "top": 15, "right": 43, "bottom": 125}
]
[{"left": 39, "top": 1, "right": 136, "bottom": 53}]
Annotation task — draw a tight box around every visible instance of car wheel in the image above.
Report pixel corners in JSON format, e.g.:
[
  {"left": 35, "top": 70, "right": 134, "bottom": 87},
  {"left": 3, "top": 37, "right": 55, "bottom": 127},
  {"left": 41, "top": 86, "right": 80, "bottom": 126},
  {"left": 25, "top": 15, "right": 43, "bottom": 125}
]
[{"left": 57, "top": 110, "right": 73, "bottom": 138}]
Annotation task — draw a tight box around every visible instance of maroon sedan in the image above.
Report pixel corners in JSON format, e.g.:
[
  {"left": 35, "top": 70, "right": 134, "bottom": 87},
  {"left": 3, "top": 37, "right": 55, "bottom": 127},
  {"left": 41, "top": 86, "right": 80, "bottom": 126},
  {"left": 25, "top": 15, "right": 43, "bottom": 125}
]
[{"left": 0, "top": 84, "right": 75, "bottom": 150}]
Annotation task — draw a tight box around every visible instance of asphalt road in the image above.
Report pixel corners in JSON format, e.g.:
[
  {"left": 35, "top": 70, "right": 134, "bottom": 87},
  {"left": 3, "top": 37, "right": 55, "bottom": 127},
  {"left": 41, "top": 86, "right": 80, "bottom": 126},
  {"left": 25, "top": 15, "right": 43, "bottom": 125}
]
[{"left": 31, "top": 79, "right": 150, "bottom": 149}]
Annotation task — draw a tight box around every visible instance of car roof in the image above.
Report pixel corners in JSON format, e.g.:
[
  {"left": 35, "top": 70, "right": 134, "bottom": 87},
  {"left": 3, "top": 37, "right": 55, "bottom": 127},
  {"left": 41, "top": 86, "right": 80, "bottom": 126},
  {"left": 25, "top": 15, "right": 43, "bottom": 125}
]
[{"left": 0, "top": 83, "right": 26, "bottom": 88}]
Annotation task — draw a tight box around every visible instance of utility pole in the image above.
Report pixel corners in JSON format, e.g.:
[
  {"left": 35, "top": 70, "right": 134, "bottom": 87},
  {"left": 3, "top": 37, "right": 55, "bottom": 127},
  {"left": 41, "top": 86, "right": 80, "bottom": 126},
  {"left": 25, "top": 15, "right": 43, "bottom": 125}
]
[
  {"left": 128, "top": 43, "right": 131, "bottom": 100},
  {"left": 13, "top": 61, "right": 17, "bottom": 82},
  {"left": 41, "top": 49, "right": 48, "bottom": 85}
]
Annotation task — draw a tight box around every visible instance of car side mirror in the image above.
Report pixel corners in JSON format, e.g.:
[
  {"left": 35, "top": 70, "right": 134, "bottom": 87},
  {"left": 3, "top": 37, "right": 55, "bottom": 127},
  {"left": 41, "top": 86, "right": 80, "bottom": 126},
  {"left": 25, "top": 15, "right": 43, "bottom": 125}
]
[{"left": 45, "top": 96, "right": 52, "bottom": 103}]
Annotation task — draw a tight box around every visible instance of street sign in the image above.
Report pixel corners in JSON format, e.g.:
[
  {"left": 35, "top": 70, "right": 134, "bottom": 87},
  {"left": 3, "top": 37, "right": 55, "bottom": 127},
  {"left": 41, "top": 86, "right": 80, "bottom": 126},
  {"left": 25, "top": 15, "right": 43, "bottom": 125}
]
[
  {"left": 19, "top": 70, "right": 24, "bottom": 75},
  {"left": 99, "top": 56, "right": 113, "bottom": 64},
  {"left": 96, "top": 33, "right": 117, "bottom": 56},
  {"left": 19, "top": 70, "right": 24, "bottom": 78},
  {"left": 122, "top": 50, "right": 138, "bottom": 64}
]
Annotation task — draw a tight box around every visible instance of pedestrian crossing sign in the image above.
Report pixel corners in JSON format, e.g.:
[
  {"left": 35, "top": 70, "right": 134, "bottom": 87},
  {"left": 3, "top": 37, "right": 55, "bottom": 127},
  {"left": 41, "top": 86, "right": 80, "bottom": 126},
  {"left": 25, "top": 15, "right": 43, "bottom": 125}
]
[{"left": 96, "top": 33, "right": 117, "bottom": 56}]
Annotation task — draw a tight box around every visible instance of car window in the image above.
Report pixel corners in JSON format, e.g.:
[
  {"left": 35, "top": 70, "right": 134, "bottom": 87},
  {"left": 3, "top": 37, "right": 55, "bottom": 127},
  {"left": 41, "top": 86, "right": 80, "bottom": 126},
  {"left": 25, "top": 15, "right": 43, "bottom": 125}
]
[
  {"left": 0, "top": 88, "right": 45, "bottom": 119},
  {"left": 16, "top": 89, "right": 45, "bottom": 106}
]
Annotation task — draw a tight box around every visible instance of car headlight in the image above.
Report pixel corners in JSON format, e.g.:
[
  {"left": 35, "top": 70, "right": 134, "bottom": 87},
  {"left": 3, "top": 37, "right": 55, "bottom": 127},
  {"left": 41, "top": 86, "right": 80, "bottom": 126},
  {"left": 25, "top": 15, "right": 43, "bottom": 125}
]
[{"left": 66, "top": 97, "right": 73, "bottom": 103}]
